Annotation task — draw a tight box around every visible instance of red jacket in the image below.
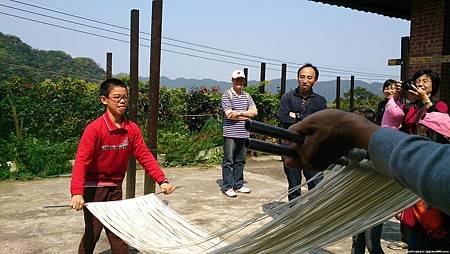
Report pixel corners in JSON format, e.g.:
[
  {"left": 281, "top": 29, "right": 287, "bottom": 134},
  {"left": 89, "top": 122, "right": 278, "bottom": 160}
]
[
  {"left": 402, "top": 100, "right": 448, "bottom": 134},
  {"left": 70, "top": 112, "right": 166, "bottom": 196}
]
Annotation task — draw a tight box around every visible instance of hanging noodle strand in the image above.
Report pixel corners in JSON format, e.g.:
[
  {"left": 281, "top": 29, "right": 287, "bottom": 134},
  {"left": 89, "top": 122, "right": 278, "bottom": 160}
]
[{"left": 86, "top": 159, "right": 418, "bottom": 254}]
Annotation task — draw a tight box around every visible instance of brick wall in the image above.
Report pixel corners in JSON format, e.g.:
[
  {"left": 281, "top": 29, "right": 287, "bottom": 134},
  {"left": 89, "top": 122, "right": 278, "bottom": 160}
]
[
  {"left": 441, "top": 1, "right": 450, "bottom": 104},
  {"left": 409, "top": 0, "right": 449, "bottom": 105}
]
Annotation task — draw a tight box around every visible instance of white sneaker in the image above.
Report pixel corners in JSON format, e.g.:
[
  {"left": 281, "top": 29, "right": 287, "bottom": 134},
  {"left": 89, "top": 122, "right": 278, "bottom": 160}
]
[
  {"left": 236, "top": 186, "right": 252, "bottom": 193},
  {"left": 224, "top": 188, "right": 237, "bottom": 197},
  {"left": 387, "top": 241, "right": 408, "bottom": 250}
]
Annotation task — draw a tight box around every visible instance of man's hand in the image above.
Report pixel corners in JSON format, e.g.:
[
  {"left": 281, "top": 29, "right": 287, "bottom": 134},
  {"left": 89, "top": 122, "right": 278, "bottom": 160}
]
[
  {"left": 227, "top": 111, "right": 249, "bottom": 121},
  {"left": 69, "top": 195, "right": 85, "bottom": 211},
  {"left": 284, "top": 109, "right": 379, "bottom": 171},
  {"left": 227, "top": 111, "right": 240, "bottom": 118},
  {"left": 228, "top": 111, "right": 239, "bottom": 118},
  {"left": 160, "top": 183, "right": 175, "bottom": 195}
]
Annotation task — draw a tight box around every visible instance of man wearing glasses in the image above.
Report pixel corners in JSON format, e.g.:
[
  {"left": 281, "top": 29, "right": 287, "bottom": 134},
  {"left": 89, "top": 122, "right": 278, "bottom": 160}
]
[
  {"left": 278, "top": 63, "right": 327, "bottom": 201},
  {"left": 69, "top": 78, "right": 175, "bottom": 253}
]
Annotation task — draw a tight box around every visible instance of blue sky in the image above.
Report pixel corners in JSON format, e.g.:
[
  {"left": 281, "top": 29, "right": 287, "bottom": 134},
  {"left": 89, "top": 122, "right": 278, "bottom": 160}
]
[{"left": 0, "top": 0, "right": 410, "bottom": 82}]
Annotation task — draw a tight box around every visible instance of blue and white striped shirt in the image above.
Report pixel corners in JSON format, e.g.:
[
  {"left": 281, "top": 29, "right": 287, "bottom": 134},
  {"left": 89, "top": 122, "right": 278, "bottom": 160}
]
[{"left": 221, "top": 89, "right": 256, "bottom": 138}]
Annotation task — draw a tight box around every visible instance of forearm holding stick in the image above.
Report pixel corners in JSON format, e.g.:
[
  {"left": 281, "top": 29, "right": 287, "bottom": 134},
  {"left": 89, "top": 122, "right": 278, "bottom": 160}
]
[{"left": 245, "top": 120, "right": 349, "bottom": 165}]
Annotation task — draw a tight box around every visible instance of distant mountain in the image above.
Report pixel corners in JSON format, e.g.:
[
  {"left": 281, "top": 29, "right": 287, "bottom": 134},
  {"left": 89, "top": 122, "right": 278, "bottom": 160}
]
[
  {"left": 152, "top": 76, "right": 384, "bottom": 103},
  {"left": 0, "top": 32, "right": 105, "bottom": 82},
  {"left": 2, "top": 31, "right": 385, "bottom": 101}
]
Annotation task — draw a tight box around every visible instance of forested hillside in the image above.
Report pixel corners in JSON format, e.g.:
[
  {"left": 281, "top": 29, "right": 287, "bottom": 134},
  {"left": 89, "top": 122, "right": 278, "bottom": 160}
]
[{"left": 0, "top": 32, "right": 105, "bottom": 82}]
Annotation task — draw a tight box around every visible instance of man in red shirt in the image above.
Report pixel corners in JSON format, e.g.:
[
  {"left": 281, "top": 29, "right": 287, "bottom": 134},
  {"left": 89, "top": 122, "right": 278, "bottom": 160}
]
[{"left": 69, "top": 78, "right": 175, "bottom": 253}]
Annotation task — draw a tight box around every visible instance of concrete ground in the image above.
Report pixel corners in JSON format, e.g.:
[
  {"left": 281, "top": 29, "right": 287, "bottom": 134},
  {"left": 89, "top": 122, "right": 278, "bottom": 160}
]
[{"left": 0, "top": 156, "right": 406, "bottom": 253}]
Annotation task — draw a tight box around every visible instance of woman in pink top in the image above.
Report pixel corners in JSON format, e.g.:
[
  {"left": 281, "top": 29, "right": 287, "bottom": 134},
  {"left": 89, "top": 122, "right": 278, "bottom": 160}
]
[{"left": 380, "top": 80, "right": 404, "bottom": 129}]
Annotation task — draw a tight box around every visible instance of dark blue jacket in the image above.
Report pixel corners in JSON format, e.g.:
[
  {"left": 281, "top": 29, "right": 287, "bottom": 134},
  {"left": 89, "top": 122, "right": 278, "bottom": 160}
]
[{"left": 278, "top": 87, "right": 327, "bottom": 129}]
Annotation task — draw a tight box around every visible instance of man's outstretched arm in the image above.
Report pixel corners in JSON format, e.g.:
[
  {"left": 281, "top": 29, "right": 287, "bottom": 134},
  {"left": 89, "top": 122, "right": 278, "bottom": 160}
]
[{"left": 284, "top": 109, "right": 450, "bottom": 215}]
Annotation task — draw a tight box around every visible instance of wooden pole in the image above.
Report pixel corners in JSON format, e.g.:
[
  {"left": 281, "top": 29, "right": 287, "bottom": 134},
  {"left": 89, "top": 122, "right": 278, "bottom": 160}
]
[
  {"left": 349, "top": 75, "right": 355, "bottom": 112},
  {"left": 106, "top": 52, "right": 112, "bottom": 79},
  {"left": 259, "top": 62, "right": 266, "bottom": 93},
  {"left": 280, "top": 63, "right": 287, "bottom": 95},
  {"left": 126, "top": 9, "right": 139, "bottom": 199},
  {"left": 243, "top": 68, "right": 248, "bottom": 87},
  {"left": 401, "top": 36, "right": 409, "bottom": 82},
  {"left": 335, "top": 76, "right": 341, "bottom": 109},
  {"left": 146, "top": 0, "right": 163, "bottom": 194}
]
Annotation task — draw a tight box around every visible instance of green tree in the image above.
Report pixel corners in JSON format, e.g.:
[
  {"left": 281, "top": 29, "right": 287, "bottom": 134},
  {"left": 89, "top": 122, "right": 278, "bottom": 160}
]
[
  {"left": 329, "top": 87, "right": 382, "bottom": 111},
  {"left": 245, "top": 82, "right": 281, "bottom": 126},
  {"left": 0, "top": 32, "right": 105, "bottom": 83}
]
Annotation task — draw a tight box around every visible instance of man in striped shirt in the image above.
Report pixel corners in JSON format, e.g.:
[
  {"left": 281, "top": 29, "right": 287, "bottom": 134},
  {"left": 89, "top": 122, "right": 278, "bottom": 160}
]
[{"left": 221, "top": 70, "right": 258, "bottom": 197}]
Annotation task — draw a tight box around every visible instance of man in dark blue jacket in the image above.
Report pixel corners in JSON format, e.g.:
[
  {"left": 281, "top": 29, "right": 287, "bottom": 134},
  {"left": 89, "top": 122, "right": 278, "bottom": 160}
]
[{"left": 278, "top": 63, "right": 327, "bottom": 201}]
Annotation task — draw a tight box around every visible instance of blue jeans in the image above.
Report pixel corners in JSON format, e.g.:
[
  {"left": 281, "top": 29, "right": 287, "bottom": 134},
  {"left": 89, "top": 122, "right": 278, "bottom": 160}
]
[
  {"left": 283, "top": 163, "right": 323, "bottom": 201},
  {"left": 222, "top": 137, "right": 247, "bottom": 191},
  {"left": 351, "top": 223, "right": 384, "bottom": 254}
]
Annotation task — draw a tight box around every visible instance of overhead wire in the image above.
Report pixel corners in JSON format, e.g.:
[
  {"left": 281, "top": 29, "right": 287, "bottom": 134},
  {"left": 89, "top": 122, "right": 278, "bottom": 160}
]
[
  {"left": 4, "top": 0, "right": 399, "bottom": 79},
  {"left": 0, "top": 11, "right": 291, "bottom": 74},
  {"left": 0, "top": 3, "right": 368, "bottom": 78},
  {"left": 0, "top": 3, "right": 306, "bottom": 73},
  {"left": 3, "top": 10, "right": 365, "bottom": 79}
]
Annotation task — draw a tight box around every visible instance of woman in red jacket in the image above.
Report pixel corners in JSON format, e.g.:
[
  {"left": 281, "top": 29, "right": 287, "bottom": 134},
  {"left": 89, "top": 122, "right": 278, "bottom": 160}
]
[{"left": 401, "top": 69, "right": 448, "bottom": 134}]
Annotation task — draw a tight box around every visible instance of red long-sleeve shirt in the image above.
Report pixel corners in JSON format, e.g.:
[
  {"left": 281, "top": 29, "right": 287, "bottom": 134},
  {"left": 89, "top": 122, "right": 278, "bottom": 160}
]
[{"left": 70, "top": 112, "right": 166, "bottom": 196}]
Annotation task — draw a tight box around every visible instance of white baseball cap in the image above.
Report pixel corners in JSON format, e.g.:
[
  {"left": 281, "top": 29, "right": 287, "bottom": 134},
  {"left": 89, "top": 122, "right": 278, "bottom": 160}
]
[{"left": 231, "top": 70, "right": 245, "bottom": 80}]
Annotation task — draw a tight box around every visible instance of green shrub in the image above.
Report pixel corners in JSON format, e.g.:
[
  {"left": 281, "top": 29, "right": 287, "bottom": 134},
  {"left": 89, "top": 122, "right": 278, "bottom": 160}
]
[
  {"left": 184, "top": 86, "right": 221, "bottom": 132},
  {"left": 159, "top": 117, "right": 223, "bottom": 167},
  {"left": 1, "top": 77, "right": 101, "bottom": 142},
  {"left": 0, "top": 76, "right": 306, "bottom": 179},
  {"left": 245, "top": 83, "right": 281, "bottom": 126},
  {"left": 0, "top": 135, "right": 77, "bottom": 179},
  {"left": 22, "top": 137, "right": 78, "bottom": 177},
  {"left": 328, "top": 87, "right": 382, "bottom": 111}
]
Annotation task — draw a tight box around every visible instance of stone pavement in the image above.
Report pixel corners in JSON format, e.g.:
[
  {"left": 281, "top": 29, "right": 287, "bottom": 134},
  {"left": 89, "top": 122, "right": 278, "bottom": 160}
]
[{"left": 0, "top": 156, "right": 406, "bottom": 253}]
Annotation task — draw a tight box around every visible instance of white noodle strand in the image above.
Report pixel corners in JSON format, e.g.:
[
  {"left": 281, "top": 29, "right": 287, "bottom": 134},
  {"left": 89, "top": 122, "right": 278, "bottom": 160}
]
[{"left": 86, "top": 159, "right": 418, "bottom": 254}]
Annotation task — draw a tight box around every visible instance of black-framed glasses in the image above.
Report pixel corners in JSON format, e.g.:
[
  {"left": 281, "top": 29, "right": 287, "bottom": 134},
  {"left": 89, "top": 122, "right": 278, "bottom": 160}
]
[{"left": 109, "top": 94, "right": 129, "bottom": 102}]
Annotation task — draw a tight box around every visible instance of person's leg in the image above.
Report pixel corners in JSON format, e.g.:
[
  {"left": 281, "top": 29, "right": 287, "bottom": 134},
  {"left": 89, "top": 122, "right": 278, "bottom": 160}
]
[
  {"left": 221, "top": 137, "right": 235, "bottom": 192},
  {"left": 283, "top": 163, "right": 302, "bottom": 201},
  {"left": 78, "top": 187, "right": 108, "bottom": 254},
  {"left": 407, "top": 225, "right": 430, "bottom": 251},
  {"left": 233, "top": 138, "right": 247, "bottom": 189},
  {"left": 400, "top": 220, "right": 410, "bottom": 243},
  {"left": 303, "top": 170, "right": 323, "bottom": 191},
  {"left": 432, "top": 238, "right": 450, "bottom": 251},
  {"left": 105, "top": 186, "right": 128, "bottom": 254},
  {"left": 366, "top": 224, "right": 384, "bottom": 254},
  {"left": 351, "top": 232, "right": 366, "bottom": 254}
]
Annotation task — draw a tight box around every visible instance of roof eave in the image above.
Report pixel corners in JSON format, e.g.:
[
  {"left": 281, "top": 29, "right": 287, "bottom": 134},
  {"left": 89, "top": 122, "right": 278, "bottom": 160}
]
[{"left": 309, "top": 0, "right": 411, "bottom": 21}]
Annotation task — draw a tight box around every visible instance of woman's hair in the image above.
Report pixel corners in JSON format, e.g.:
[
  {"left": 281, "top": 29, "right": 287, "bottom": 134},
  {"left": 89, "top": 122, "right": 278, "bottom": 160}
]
[
  {"left": 353, "top": 108, "right": 376, "bottom": 124},
  {"left": 412, "top": 70, "right": 440, "bottom": 97},
  {"left": 383, "top": 79, "right": 396, "bottom": 90}
]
